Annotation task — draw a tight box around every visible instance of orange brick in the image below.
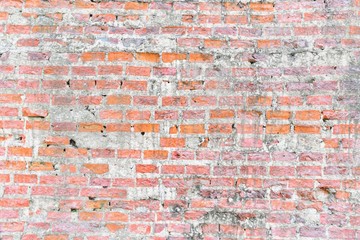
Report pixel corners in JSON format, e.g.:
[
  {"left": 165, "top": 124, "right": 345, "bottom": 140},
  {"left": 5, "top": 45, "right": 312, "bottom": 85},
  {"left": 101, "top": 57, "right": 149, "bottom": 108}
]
[
  {"left": 126, "top": 66, "right": 151, "bottom": 76},
  {"left": 266, "top": 111, "right": 291, "bottom": 120},
  {"left": 78, "top": 123, "right": 104, "bottom": 132},
  {"left": 83, "top": 164, "right": 109, "bottom": 174},
  {"left": 323, "top": 138, "right": 339, "bottom": 148},
  {"left": 169, "top": 125, "right": 178, "bottom": 134},
  {"left": 178, "top": 81, "right": 203, "bottom": 90},
  {"left": 7, "top": 25, "right": 31, "bottom": 34},
  {"left": 162, "top": 96, "right": 187, "bottom": 106},
  {"left": 17, "top": 38, "right": 40, "bottom": 47},
  {"left": 106, "top": 123, "right": 131, "bottom": 132},
  {"left": 44, "top": 235, "right": 68, "bottom": 240},
  {"left": 98, "top": 65, "right": 122, "bottom": 75},
  {"left": 107, "top": 95, "right": 131, "bottom": 105},
  {"left": 162, "top": 165, "right": 185, "bottom": 174},
  {"left": 44, "top": 66, "right": 69, "bottom": 75},
  {"left": 26, "top": 121, "right": 51, "bottom": 130},
  {"left": 335, "top": 191, "right": 350, "bottom": 200},
  {"left": 350, "top": 26, "right": 360, "bottom": 35},
  {"left": 124, "top": 2, "right": 148, "bottom": 10},
  {"left": 105, "top": 212, "right": 128, "bottom": 221},
  {"left": 38, "top": 147, "right": 64, "bottom": 157},
  {"left": 32, "top": 25, "right": 57, "bottom": 33},
  {"left": 81, "top": 52, "right": 105, "bottom": 61},
  {"left": 295, "top": 125, "right": 320, "bottom": 134},
  {"left": 0, "top": 94, "right": 22, "bottom": 103},
  {"left": 204, "top": 39, "right": 226, "bottom": 48},
  {"left": 99, "top": 110, "right": 123, "bottom": 119},
  {"left": 85, "top": 200, "right": 109, "bottom": 210},
  {"left": 162, "top": 53, "right": 187, "bottom": 63},
  {"left": 136, "top": 53, "right": 160, "bottom": 62},
  {"left": 8, "top": 147, "right": 32, "bottom": 157},
  {"left": 29, "top": 162, "right": 54, "bottom": 171},
  {"left": 133, "top": 124, "right": 159, "bottom": 133},
  {"left": 251, "top": 15, "right": 274, "bottom": 23},
  {"left": 2, "top": 161, "right": 27, "bottom": 170},
  {"left": 180, "top": 124, "right": 205, "bottom": 134},
  {"left": 126, "top": 110, "right": 151, "bottom": 120},
  {"left": 295, "top": 111, "right": 321, "bottom": 121},
  {"left": 0, "top": 198, "right": 29, "bottom": 207},
  {"left": 187, "top": 165, "right": 210, "bottom": 175},
  {"left": 0, "top": 12, "right": 8, "bottom": 20},
  {"left": 136, "top": 164, "right": 158, "bottom": 173},
  {"left": 223, "top": 2, "right": 244, "bottom": 11},
  {"left": 79, "top": 212, "right": 103, "bottom": 221},
  {"left": 22, "top": 108, "right": 48, "bottom": 117},
  {"left": 14, "top": 174, "right": 37, "bottom": 183},
  {"left": 122, "top": 80, "right": 147, "bottom": 91},
  {"left": 333, "top": 124, "right": 357, "bottom": 134},
  {"left": 249, "top": 2, "right": 274, "bottom": 11},
  {"left": 189, "top": 53, "right": 213, "bottom": 62},
  {"left": 209, "top": 124, "right": 233, "bottom": 133},
  {"left": 160, "top": 138, "right": 186, "bottom": 148},
  {"left": 108, "top": 52, "right": 133, "bottom": 62},
  {"left": 258, "top": 40, "right": 281, "bottom": 48},
  {"left": 247, "top": 96, "right": 272, "bottom": 106},
  {"left": 144, "top": 150, "right": 168, "bottom": 160},
  {"left": 106, "top": 223, "right": 125, "bottom": 232},
  {"left": 210, "top": 110, "right": 235, "bottom": 119},
  {"left": 266, "top": 125, "right": 291, "bottom": 134}
]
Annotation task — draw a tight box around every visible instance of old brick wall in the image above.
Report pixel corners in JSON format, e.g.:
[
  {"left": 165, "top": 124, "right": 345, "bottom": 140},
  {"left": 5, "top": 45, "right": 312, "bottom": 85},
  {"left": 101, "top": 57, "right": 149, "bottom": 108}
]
[{"left": 0, "top": 0, "right": 360, "bottom": 239}]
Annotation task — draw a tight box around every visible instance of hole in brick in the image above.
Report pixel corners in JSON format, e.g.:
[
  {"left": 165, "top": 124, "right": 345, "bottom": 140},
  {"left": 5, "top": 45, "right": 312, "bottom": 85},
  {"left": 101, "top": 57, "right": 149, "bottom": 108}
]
[
  {"left": 248, "top": 54, "right": 258, "bottom": 64},
  {"left": 237, "top": 2, "right": 245, "bottom": 8},
  {"left": 249, "top": 59, "right": 257, "bottom": 64},
  {"left": 70, "top": 139, "right": 78, "bottom": 148},
  {"left": 170, "top": 204, "right": 183, "bottom": 216}
]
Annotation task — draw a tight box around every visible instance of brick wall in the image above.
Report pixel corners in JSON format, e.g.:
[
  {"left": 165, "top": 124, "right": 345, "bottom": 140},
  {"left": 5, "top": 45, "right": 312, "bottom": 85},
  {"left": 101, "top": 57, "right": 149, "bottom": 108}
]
[{"left": 0, "top": 0, "right": 360, "bottom": 239}]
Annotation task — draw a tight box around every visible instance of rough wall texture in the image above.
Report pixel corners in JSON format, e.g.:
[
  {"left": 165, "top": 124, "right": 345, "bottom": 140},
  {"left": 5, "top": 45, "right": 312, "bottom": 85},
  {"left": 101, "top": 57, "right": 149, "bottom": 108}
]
[{"left": 0, "top": 0, "right": 360, "bottom": 239}]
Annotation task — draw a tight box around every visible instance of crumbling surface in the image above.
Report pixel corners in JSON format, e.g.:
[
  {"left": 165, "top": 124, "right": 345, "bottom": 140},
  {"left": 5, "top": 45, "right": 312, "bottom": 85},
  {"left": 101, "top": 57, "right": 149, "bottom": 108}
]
[{"left": 0, "top": 0, "right": 360, "bottom": 239}]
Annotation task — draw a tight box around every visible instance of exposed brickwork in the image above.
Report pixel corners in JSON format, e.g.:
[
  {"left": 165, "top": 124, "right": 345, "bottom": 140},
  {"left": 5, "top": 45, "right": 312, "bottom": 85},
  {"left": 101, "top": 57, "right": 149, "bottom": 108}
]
[{"left": 0, "top": 0, "right": 360, "bottom": 239}]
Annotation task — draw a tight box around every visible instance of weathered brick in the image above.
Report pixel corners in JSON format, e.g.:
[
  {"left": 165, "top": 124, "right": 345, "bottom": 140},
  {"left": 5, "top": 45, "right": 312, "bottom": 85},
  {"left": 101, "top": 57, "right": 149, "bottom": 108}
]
[{"left": 0, "top": 1, "right": 358, "bottom": 238}]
